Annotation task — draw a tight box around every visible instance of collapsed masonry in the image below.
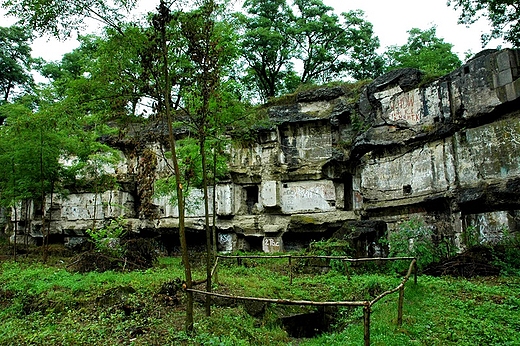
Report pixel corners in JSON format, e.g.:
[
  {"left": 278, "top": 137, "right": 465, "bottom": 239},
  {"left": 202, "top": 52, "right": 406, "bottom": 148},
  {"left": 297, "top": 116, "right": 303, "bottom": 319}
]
[{"left": 6, "top": 49, "right": 520, "bottom": 254}]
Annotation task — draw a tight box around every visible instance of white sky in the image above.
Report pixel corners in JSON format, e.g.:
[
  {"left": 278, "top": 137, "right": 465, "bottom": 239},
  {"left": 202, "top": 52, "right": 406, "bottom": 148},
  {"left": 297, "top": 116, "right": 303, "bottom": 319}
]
[
  {"left": 1, "top": 0, "right": 507, "bottom": 62},
  {"left": 327, "top": 0, "right": 507, "bottom": 59}
]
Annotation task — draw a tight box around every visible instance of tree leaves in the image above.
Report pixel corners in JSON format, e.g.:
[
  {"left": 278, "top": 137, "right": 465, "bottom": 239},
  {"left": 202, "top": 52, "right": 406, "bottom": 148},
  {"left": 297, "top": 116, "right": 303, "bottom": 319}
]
[
  {"left": 384, "top": 26, "right": 462, "bottom": 77},
  {"left": 447, "top": 0, "right": 520, "bottom": 47},
  {"left": 1, "top": 0, "right": 138, "bottom": 37},
  {"left": 238, "top": 0, "right": 384, "bottom": 100},
  {"left": 0, "top": 25, "right": 34, "bottom": 103}
]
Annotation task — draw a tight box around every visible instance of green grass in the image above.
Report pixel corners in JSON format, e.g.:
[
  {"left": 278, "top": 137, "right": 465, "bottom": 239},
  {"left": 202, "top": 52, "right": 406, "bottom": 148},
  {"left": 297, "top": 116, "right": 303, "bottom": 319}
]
[{"left": 1, "top": 256, "right": 519, "bottom": 345}]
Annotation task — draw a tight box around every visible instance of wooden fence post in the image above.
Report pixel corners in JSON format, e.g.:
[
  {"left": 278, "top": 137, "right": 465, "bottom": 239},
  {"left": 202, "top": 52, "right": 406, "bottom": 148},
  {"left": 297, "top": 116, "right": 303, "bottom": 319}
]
[
  {"left": 397, "top": 285, "right": 404, "bottom": 327},
  {"left": 364, "top": 304, "right": 371, "bottom": 346},
  {"left": 343, "top": 260, "right": 351, "bottom": 280},
  {"left": 413, "top": 260, "right": 418, "bottom": 285},
  {"left": 212, "top": 257, "right": 219, "bottom": 285},
  {"left": 289, "top": 255, "right": 293, "bottom": 285}
]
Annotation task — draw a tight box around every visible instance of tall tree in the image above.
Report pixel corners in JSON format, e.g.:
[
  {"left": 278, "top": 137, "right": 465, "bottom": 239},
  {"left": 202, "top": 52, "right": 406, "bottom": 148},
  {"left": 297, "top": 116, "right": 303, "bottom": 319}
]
[
  {"left": 0, "top": 25, "right": 34, "bottom": 103},
  {"left": 294, "top": 2, "right": 383, "bottom": 83},
  {"left": 1, "top": 0, "right": 133, "bottom": 261},
  {"left": 179, "top": 0, "right": 240, "bottom": 316},
  {"left": 149, "top": 0, "right": 196, "bottom": 332},
  {"left": 384, "top": 26, "right": 462, "bottom": 77},
  {"left": 0, "top": 92, "right": 118, "bottom": 261},
  {"left": 94, "top": 26, "right": 149, "bottom": 119},
  {"left": 237, "top": 0, "right": 297, "bottom": 101},
  {"left": 238, "top": 0, "right": 384, "bottom": 100},
  {"left": 341, "top": 10, "right": 385, "bottom": 81},
  {"left": 41, "top": 29, "right": 149, "bottom": 120},
  {"left": 447, "top": 0, "right": 520, "bottom": 48},
  {"left": 1, "top": 0, "right": 138, "bottom": 36}
]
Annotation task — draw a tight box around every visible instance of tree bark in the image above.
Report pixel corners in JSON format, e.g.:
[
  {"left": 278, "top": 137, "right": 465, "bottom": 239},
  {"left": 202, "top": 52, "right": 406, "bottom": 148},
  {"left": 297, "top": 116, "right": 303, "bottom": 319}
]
[
  {"left": 158, "top": 0, "right": 193, "bottom": 333},
  {"left": 201, "top": 138, "right": 212, "bottom": 316}
]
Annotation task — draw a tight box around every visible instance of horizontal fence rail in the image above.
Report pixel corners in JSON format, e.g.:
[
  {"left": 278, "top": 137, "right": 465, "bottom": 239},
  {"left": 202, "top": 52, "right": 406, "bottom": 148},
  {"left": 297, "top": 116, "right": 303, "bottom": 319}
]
[
  {"left": 186, "top": 255, "right": 417, "bottom": 346},
  {"left": 216, "top": 255, "right": 416, "bottom": 261},
  {"left": 186, "top": 289, "right": 369, "bottom": 307}
]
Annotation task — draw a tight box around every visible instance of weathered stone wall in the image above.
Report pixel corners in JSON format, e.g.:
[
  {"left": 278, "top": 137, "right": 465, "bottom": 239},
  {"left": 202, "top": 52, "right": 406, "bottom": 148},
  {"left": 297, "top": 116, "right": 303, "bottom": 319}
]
[
  {"left": 6, "top": 49, "right": 520, "bottom": 253},
  {"left": 356, "top": 49, "right": 520, "bottom": 248}
]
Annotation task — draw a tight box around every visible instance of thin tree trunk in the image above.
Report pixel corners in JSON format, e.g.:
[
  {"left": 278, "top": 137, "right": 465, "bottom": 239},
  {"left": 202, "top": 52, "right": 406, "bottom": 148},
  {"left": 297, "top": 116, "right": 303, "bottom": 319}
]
[
  {"left": 201, "top": 138, "right": 212, "bottom": 316},
  {"left": 211, "top": 146, "right": 218, "bottom": 283},
  {"left": 158, "top": 0, "right": 193, "bottom": 332},
  {"left": 40, "top": 128, "right": 48, "bottom": 263},
  {"left": 11, "top": 159, "right": 17, "bottom": 261},
  {"left": 90, "top": 161, "right": 99, "bottom": 251},
  {"left": 24, "top": 202, "right": 29, "bottom": 257},
  {"left": 47, "top": 181, "right": 55, "bottom": 257},
  {"left": 13, "top": 201, "right": 17, "bottom": 262}
]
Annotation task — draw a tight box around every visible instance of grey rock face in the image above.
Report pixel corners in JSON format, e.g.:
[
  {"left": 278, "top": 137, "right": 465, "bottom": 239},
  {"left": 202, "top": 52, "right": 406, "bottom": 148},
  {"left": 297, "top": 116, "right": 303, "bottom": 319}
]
[{"left": 6, "top": 49, "right": 520, "bottom": 253}]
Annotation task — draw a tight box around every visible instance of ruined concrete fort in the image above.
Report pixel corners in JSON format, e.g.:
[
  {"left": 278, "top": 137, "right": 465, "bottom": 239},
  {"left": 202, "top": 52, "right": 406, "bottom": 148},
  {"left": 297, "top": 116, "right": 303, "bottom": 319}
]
[{"left": 6, "top": 49, "right": 520, "bottom": 254}]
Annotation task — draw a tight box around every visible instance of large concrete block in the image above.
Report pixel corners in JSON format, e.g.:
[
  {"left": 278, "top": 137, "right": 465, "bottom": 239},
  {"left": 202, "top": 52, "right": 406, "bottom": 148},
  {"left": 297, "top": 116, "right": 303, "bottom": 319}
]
[
  {"left": 375, "top": 80, "right": 451, "bottom": 125},
  {"left": 216, "top": 184, "right": 234, "bottom": 216},
  {"left": 280, "top": 122, "right": 332, "bottom": 163},
  {"left": 456, "top": 118, "right": 520, "bottom": 182},
  {"left": 361, "top": 140, "right": 454, "bottom": 201},
  {"left": 386, "top": 89, "right": 422, "bottom": 124},
  {"left": 261, "top": 181, "right": 279, "bottom": 207},
  {"left": 451, "top": 53, "right": 503, "bottom": 118},
  {"left": 103, "top": 191, "right": 135, "bottom": 218},
  {"left": 62, "top": 193, "right": 105, "bottom": 221},
  {"left": 229, "top": 143, "right": 263, "bottom": 168},
  {"left": 281, "top": 180, "right": 336, "bottom": 213},
  {"left": 373, "top": 85, "right": 403, "bottom": 109},
  {"left": 262, "top": 236, "right": 283, "bottom": 253},
  {"left": 505, "top": 77, "right": 520, "bottom": 101},
  {"left": 298, "top": 101, "right": 332, "bottom": 116},
  {"left": 154, "top": 188, "right": 213, "bottom": 218}
]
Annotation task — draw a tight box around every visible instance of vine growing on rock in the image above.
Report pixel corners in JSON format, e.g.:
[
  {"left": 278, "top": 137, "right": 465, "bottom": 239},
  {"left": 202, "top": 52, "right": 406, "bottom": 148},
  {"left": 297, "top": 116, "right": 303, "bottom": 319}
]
[{"left": 137, "top": 148, "right": 159, "bottom": 219}]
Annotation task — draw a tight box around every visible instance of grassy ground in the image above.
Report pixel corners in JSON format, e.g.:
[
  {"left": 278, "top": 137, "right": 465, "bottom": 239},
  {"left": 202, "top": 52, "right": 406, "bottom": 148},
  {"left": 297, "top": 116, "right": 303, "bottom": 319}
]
[{"left": 0, "top": 253, "right": 519, "bottom": 345}]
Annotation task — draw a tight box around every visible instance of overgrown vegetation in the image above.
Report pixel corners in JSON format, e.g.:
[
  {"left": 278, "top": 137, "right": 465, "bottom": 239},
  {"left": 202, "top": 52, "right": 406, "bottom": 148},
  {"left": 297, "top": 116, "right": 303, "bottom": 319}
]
[
  {"left": 384, "top": 26, "right": 462, "bottom": 78},
  {"left": 69, "top": 217, "right": 158, "bottom": 273},
  {"left": 383, "top": 218, "right": 455, "bottom": 272},
  {"left": 384, "top": 218, "right": 520, "bottom": 278},
  {"left": 86, "top": 217, "right": 127, "bottom": 257},
  {"left": 487, "top": 228, "right": 520, "bottom": 276},
  {"left": 0, "top": 254, "right": 519, "bottom": 345}
]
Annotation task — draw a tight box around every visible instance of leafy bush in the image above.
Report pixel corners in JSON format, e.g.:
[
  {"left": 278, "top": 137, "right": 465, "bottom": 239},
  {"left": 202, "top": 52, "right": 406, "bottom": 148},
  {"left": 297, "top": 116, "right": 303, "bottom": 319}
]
[
  {"left": 491, "top": 228, "right": 520, "bottom": 276},
  {"left": 86, "top": 217, "right": 127, "bottom": 257},
  {"left": 462, "top": 225, "right": 479, "bottom": 248},
  {"left": 384, "top": 218, "right": 452, "bottom": 271},
  {"left": 306, "top": 238, "right": 354, "bottom": 272}
]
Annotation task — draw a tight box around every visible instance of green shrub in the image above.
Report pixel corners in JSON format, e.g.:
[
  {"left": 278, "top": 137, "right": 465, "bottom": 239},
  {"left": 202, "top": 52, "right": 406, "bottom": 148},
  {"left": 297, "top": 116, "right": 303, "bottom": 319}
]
[
  {"left": 462, "top": 225, "right": 479, "bottom": 248},
  {"left": 306, "top": 238, "right": 354, "bottom": 272},
  {"left": 492, "top": 228, "right": 520, "bottom": 275},
  {"left": 85, "top": 217, "right": 127, "bottom": 257},
  {"left": 384, "top": 218, "right": 452, "bottom": 271}
]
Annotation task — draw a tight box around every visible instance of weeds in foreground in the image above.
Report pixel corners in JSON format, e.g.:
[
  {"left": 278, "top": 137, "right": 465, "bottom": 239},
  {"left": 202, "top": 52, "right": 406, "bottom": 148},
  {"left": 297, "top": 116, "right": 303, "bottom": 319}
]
[{"left": 0, "top": 256, "right": 519, "bottom": 345}]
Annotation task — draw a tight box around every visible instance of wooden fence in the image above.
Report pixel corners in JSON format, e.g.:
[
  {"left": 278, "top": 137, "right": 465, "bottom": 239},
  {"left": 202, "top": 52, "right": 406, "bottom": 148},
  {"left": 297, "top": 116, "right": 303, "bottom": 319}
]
[{"left": 186, "top": 255, "right": 417, "bottom": 346}]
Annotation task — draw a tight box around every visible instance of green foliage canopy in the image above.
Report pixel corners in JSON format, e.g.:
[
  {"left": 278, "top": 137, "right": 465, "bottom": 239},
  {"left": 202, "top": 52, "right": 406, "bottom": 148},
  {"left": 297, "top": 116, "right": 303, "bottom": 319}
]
[
  {"left": 447, "top": 0, "right": 520, "bottom": 48},
  {"left": 384, "top": 26, "right": 462, "bottom": 77},
  {"left": 238, "top": 0, "right": 297, "bottom": 100},
  {"left": 238, "top": 0, "right": 384, "bottom": 100},
  {"left": 0, "top": 25, "right": 34, "bottom": 103},
  {"left": 1, "top": 0, "right": 138, "bottom": 37},
  {"left": 294, "top": 2, "right": 383, "bottom": 83}
]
